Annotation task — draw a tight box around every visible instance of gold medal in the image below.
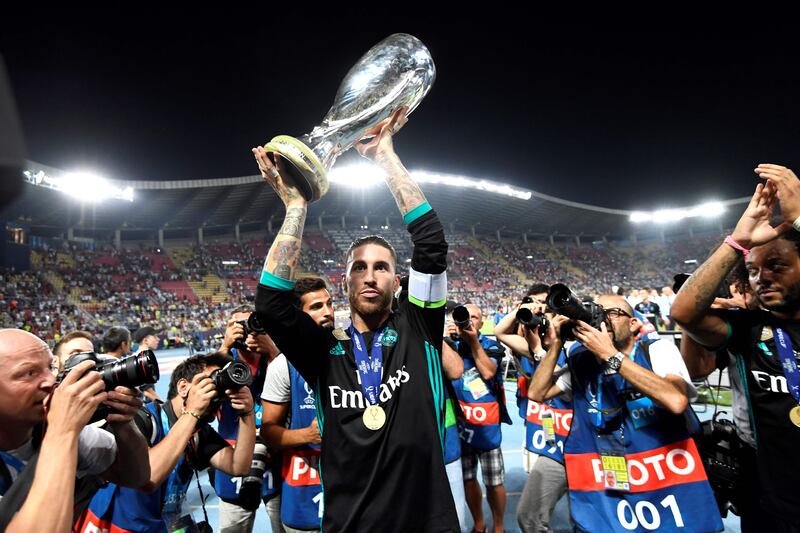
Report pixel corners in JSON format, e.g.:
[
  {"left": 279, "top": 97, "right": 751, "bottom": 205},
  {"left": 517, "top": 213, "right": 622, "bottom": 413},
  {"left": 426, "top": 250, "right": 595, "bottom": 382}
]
[
  {"left": 363, "top": 405, "right": 386, "bottom": 430},
  {"left": 790, "top": 406, "right": 800, "bottom": 428}
]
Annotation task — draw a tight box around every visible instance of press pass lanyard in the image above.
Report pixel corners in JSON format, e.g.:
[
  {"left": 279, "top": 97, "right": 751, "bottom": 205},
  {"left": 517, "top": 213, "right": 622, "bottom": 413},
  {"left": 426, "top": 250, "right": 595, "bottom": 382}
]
[
  {"left": 160, "top": 408, "right": 190, "bottom": 516},
  {"left": 773, "top": 328, "right": 800, "bottom": 405},
  {"left": 348, "top": 324, "right": 387, "bottom": 405},
  {"left": 589, "top": 344, "right": 640, "bottom": 430}
]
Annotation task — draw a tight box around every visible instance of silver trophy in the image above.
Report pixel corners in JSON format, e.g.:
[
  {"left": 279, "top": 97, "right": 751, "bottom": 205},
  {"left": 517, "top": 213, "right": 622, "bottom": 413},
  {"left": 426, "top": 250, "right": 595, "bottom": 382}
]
[{"left": 263, "top": 33, "right": 436, "bottom": 202}]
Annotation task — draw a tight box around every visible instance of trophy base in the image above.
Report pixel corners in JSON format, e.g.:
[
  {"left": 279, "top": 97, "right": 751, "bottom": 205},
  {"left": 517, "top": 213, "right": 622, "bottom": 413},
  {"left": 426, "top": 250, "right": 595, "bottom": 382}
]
[{"left": 263, "top": 135, "right": 329, "bottom": 203}]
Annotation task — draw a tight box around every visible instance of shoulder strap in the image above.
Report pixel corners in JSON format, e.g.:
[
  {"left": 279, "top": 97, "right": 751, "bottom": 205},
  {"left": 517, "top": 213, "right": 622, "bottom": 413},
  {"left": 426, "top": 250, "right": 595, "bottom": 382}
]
[{"left": 0, "top": 450, "right": 39, "bottom": 531}]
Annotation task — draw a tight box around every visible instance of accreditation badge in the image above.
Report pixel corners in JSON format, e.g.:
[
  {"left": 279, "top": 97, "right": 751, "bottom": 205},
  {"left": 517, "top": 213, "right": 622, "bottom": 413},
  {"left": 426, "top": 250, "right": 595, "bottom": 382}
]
[
  {"left": 542, "top": 413, "right": 556, "bottom": 444},
  {"left": 600, "top": 452, "right": 630, "bottom": 492}
]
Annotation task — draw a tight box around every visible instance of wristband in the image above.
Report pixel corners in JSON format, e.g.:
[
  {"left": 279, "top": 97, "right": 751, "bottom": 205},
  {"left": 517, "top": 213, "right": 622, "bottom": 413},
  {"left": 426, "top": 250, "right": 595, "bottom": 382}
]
[
  {"left": 181, "top": 408, "right": 202, "bottom": 421},
  {"left": 793, "top": 216, "right": 800, "bottom": 232},
  {"left": 723, "top": 235, "right": 750, "bottom": 259}
]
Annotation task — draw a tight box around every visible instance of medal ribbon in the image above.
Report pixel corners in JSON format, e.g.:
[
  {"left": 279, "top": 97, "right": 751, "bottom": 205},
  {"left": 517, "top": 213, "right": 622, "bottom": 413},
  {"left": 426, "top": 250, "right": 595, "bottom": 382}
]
[
  {"left": 772, "top": 328, "right": 800, "bottom": 404},
  {"left": 348, "top": 324, "right": 386, "bottom": 405}
]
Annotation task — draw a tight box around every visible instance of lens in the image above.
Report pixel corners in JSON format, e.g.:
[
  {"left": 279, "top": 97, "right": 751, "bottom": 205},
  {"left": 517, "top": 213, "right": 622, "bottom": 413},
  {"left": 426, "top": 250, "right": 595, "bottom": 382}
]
[
  {"left": 243, "top": 440, "right": 268, "bottom": 484},
  {"left": 212, "top": 361, "right": 253, "bottom": 392},
  {"left": 452, "top": 305, "right": 471, "bottom": 329},
  {"left": 516, "top": 308, "right": 542, "bottom": 329},
  {"left": 247, "top": 313, "right": 266, "bottom": 334},
  {"left": 547, "top": 284, "right": 592, "bottom": 323},
  {"left": 99, "top": 350, "right": 160, "bottom": 391}
]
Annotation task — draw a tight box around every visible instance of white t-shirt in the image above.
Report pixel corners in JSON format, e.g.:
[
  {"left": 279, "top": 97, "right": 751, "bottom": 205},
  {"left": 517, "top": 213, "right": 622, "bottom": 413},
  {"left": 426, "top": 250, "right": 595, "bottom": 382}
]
[
  {"left": 0, "top": 425, "right": 117, "bottom": 497},
  {"left": 261, "top": 353, "right": 291, "bottom": 404},
  {"left": 555, "top": 338, "right": 697, "bottom": 403}
]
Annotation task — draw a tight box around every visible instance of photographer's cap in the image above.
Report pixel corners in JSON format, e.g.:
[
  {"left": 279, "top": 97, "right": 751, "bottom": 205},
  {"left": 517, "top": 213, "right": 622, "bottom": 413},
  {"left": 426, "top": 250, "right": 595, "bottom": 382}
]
[{"left": 133, "top": 326, "right": 159, "bottom": 344}]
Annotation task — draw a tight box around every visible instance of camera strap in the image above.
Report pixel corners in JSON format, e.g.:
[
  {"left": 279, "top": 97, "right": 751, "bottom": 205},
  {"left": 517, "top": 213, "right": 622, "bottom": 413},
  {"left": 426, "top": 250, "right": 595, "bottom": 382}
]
[
  {"left": 158, "top": 405, "right": 191, "bottom": 516},
  {"left": 189, "top": 440, "right": 211, "bottom": 527}
]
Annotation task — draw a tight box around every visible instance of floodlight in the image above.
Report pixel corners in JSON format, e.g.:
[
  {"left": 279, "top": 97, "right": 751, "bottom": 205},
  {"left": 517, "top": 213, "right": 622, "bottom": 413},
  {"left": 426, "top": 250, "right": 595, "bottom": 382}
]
[
  {"left": 328, "top": 164, "right": 532, "bottom": 200},
  {"left": 23, "top": 168, "right": 134, "bottom": 202},
  {"left": 629, "top": 200, "right": 725, "bottom": 224}
]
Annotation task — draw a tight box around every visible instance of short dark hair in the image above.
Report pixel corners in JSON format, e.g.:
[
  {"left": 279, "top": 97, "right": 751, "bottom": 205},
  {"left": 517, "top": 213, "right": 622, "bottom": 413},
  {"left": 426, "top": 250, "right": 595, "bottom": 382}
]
[
  {"left": 229, "top": 304, "right": 254, "bottom": 316},
  {"left": 345, "top": 235, "right": 397, "bottom": 268},
  {"left": 53, "top": 330, "right": 94, "bottom": 356},
  {"left": 102, "top": 326, "right": 131, "bottom": 353},
  {"left": 527, "top": 283, "right": 550, "bottom": 296},
  {"left": 779, "top": 227, "right": 800, "bottom": 256},
  {"left": 167, "top": 352, "right": 233, "bottom": 399},
  {"left": 293, "top": 276, "right": 329, "bottom": 306}
]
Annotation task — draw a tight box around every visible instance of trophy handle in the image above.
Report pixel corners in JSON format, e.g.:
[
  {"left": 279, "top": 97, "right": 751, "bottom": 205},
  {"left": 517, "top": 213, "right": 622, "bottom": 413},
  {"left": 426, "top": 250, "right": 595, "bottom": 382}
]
[{"left": 263, "top": 135, "right": 329, "bottom": 203}]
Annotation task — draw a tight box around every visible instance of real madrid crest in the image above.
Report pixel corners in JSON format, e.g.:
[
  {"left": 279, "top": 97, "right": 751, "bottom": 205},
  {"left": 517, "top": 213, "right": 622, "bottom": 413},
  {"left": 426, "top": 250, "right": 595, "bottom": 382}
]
[
  {"left": 761, "top": 327, "right": 774, "bottom": 342},
  {"left": 382, "top": 328, "right": 399, "bottom": 347}
]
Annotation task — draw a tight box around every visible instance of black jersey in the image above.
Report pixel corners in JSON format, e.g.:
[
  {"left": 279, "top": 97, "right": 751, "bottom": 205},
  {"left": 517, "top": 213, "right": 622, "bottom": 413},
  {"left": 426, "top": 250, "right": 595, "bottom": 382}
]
[
  {"left": 256, "top": 208, "right": 459, "bottom": 533},
  {"left": 721, "top": 308, "right": 800, "bottom": 522}
]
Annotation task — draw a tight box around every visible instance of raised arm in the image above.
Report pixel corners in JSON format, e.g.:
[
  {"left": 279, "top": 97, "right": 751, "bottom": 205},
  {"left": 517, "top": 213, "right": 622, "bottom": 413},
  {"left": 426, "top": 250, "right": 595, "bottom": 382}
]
[
  {"left": 252, "top": 147, "right": 330, "bottom": 383},
  {"left": 672, "top": 182, "right": 788, "bottom": 346},
  {"left": 357, "top": 108, "right": 448, "bottom": 334},
  {"left": 356, "top": 107, "right": 426, "bottom": 218},
  {"left": 529, "top": 315, "right": 569, "bottom": 401},
  {"left": 253, "top": 148, "right": 307, "bottom": 282}
]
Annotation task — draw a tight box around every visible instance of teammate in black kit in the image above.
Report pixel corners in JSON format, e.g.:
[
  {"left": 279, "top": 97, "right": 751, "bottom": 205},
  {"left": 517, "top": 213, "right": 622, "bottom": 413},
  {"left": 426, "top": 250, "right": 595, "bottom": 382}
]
[
  {"left": 673, "top": 165, "right": 800, "bottom": 533},
  {"left": 252, "top": 108, "right": 459, "bottom": 533}
]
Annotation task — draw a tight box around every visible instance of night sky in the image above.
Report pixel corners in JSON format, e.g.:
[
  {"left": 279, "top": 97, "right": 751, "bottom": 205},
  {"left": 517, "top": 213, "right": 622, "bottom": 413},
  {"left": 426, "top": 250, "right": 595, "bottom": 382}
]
[{"left": 3, "top": 11, "right": 799, "bottom": 210}]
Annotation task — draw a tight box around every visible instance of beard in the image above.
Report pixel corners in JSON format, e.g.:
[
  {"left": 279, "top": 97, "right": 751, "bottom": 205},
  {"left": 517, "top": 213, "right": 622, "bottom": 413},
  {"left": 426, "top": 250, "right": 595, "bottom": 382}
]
[{"left": 349, "top": 288, "right": 393, "bottom": 325}]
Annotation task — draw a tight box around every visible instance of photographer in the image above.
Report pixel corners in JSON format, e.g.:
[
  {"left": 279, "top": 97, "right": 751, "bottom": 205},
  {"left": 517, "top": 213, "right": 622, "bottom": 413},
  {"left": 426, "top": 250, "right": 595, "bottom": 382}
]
[
  {"left": 0, "top": 329, "right": 149, "bottom": 532},
  {"left": 495, "top": 285, "right": 573, "bottom": 533},
  {"left": 77, "top": 353, "right": 256, "bottom": 533},
  {"left": 530, "top": 295, "right": 722, "bottom": 533},
  {"left": 671, "top": 166, "right": 800, "bottom": 532},
  {"left": 215, "top": 305, "right": 282, "bottom": 533},
  {"left": 448, "top": 303, "right": 511, "bottom": 533}
]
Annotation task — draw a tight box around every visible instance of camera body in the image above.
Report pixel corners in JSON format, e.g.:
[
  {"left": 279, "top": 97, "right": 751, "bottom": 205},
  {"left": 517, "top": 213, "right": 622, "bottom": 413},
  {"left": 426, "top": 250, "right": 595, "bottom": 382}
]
[
  {"left": 206, "top": 361, "right": 254, "bottom": 416},
  {"left": 232, "top": 313, "right": 268, "bottom": 351},
  {"left": 546, "top": 283, "right": 607, "bottom": 340}
]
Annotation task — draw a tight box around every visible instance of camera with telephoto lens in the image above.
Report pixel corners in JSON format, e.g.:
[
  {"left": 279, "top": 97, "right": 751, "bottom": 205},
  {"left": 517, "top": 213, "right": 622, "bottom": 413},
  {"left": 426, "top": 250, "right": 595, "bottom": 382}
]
[
  {"left": 546, "top": 283, "right": 607, "bottom": 341},
  {"left": 58, "top": 350, "right": 160, "bottom": 423},
  {"left": 232, "top": 313, "right": 267, "bottom": 351},
  {"left": 236, "top": 437, "right": 270, "bottom": 511}
]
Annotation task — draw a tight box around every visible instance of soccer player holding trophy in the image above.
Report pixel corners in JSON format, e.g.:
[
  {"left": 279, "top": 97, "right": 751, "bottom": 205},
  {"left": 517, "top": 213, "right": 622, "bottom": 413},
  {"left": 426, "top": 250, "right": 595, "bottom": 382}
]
[{"left": 253, "top": 34, "right": 460, "bottom": 532}]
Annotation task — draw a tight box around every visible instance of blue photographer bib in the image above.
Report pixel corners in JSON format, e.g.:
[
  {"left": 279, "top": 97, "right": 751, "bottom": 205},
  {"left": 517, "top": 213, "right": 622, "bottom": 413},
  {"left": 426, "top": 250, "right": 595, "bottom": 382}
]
[
  {"left": 563, "top": 342, "right": 722, "bottom": 533},
  {"left": 280, "top": 362, "right": 323, "bottom": 530}
]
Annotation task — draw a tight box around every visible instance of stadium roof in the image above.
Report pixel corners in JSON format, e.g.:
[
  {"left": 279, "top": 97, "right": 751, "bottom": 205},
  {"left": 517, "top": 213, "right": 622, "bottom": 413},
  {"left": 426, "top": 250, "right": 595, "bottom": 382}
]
[{"left": 3, "top": 160, "right": 749, "bottom": 242}]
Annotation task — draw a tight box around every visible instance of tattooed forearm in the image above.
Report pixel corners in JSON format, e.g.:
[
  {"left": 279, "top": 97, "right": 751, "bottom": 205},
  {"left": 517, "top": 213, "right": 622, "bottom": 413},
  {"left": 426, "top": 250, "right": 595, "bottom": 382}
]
[
  {"left": 385, "top": 171, "right": 426, "bottom": 216},
  {"left": 684, "top": 247, "right": 740, "bottom": 310},
  {"left": 268, "top": 239, "right": 300, "bottom": 279},
  {"left": 279, "top": 207, "right": 306, "bottom": 239},
  {"left": 264, "top": 205, "right": 306, "bottom": 280}
]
